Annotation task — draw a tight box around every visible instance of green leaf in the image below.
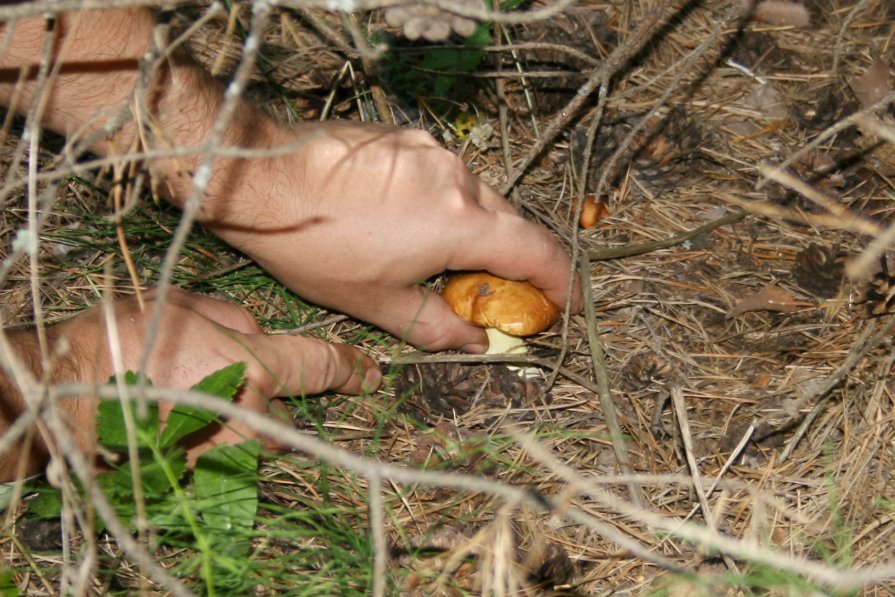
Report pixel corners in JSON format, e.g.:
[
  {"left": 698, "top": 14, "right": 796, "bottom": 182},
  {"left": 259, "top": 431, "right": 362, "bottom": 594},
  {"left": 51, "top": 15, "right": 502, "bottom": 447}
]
[
  {"left": 0, "top": 484, "right": 14, "bottom": 513},
  {"left": 23, "top": 487, "right": 61, "bottom": 520},
  {"left": 97, "top": 372, "right": 159, "bottom": 451},
  {"left": 0, "top": 565, "right": 20, "bottom": 597},
  {"left": 147, "top": 492, "right": 195, "bottom": 534},
  {"left": 104, "top": 451, "right": 188, "bottom": 500},
  {"left": 194, "top": 440, "right": 259, "bottom": 551},
  {"left": 159, "top": 362, "right": 247, "bottom": 449},
  {"left": 192, "top": 361, "right": 248, "bottom": 401}
]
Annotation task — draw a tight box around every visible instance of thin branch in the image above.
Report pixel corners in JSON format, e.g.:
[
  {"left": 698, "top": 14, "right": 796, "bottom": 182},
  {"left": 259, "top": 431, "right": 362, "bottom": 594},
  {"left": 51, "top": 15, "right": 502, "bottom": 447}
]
[
  {"left": 577, "top": 255, "right": 644, "bottom": 507},
  {"left": 511, "top": 427, "right": 895, "bottom": 591},
  {"left": 592, "top": 0, "right": 744, "bottom": 205},
  {"left": 498, "top": 0, "right": 694, "bottom": 197},
  {"left": 137, "top": 1, "right": 271, "bottom": 375},
  {"left": 368, "top": 471, "right": 387, "bottom": 597},
  {"left": 588, "top": 208, "right": 747, "bottom": 260},
  {"left": 671, "top": 385, "right": 738, "bottom": 572},
  {"left": 760, "top": 88, "right": 895, "bottom": 188},
  {"left": 780, "top": 318, "right": 895, "bottom": 463}
]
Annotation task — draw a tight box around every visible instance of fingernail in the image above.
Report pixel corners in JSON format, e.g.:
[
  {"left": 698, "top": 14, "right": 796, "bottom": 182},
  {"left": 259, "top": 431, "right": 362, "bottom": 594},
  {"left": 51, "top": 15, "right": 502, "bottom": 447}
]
[
  {"left": 461, "top": 343, "right": 488, "bottom": 354},
  {"left": 361, "top": 368, "right": 382, "bottom": 393}
]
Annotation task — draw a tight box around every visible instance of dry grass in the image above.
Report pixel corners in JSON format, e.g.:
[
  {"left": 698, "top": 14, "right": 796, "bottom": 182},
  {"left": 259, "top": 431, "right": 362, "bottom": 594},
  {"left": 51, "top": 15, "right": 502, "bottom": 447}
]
[{"left": 3, "top": 0, "right": 895, "bottom": 595}]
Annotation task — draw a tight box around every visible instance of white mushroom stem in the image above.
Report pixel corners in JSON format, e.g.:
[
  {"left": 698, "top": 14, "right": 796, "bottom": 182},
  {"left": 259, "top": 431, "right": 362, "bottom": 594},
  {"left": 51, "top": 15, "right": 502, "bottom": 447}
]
[{"left": 485, "top": 328, "right": 539, "bottom": 378}]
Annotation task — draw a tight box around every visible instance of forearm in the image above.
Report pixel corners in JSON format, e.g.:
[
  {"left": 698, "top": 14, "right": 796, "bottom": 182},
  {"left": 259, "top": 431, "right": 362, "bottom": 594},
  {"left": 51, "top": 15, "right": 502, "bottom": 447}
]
[
  {"left": 0, "top": 8, "right": 152, "bottom": 154},
  {"left": 0, "top": 7, "right": 283, "bottom": 224}
]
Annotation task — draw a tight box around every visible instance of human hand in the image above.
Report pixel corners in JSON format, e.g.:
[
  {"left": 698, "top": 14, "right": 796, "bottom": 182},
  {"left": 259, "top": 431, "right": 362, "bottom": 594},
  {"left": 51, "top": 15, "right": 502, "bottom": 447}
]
[
  {"left": 55, "top": 288, "right": 380, "bottom": 463},
  {"left": 0, "top": 8, "right": 579, "bottom": 354},
  {"left": 206, "top": 120, "right": 582, "bottom": 352}
]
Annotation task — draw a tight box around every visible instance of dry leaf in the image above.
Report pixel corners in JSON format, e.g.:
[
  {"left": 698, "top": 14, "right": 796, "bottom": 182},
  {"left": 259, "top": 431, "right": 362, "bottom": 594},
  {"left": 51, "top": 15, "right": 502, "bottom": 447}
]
[
  {"left": 752, "top": 1, "right": 811, "bottom": 28},
  {"left": 849, "top": 57, "right": 893, "bottom": 110},
  {"left": 726, "top": 284, "right": 809, "bottom": 318},
  {"left": 751, "top": 373, "right": 772, "bottom": 389}
]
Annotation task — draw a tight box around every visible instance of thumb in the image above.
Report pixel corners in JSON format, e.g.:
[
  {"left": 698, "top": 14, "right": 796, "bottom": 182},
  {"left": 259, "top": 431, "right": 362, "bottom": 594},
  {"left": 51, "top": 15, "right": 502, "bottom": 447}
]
[
  {"left": 239, "top": 334, "right": 381, "bottom": 397},
  {"left": 381, "top": 285, "right": 489, "bottom": 352}
]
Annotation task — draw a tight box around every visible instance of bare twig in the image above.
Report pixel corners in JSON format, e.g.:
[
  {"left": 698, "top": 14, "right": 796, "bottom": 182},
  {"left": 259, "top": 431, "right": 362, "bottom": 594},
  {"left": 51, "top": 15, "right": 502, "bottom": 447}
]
[
  {"left": 577, "top": 255, "right": 644, "bottom": 507},
  {"left": 512, "top": 425, "right": 895, "bottom": 591},
  {"left": 0, "top": 0, "right": 579, "bottom": 23},
  {"left": 589, "top": 208, "right": 747, "bottom": 260},
  {"left": 498, "top": 0, "right": 693, "bottom": 197},
  {"left": 137, "top": 1, "right": 271, "bottom": 376},
  {"left": 831, "top": 0, "right": 873, "bottom": 76},
  {"left": 720, "top": 191, "right": 881, "bottom": 236},
  {"left": 760, "top": 88, "right": 895, "bottom": 187},
  {"left": 368, "top": 471, "right": 387, "bottom": 597},
  {"left": 671, "top": 385, "right": 738, "bottom": 572},
  {"left": 592, "top": 0, "right": 744, "bottom": 206}
]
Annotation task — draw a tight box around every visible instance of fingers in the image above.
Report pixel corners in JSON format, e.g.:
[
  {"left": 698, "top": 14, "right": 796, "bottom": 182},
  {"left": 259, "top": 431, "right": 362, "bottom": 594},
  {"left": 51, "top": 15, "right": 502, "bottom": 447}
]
[
  {"left": 146, "top": 288, "right": 381, "bottom": 395},
  {"left": 240, "top": 334, "right": 382, "bottom": 397},
  {"left": 448, "top": 209, "right": 583, "bottom": 314},
  {"left": 161, "top": 287, "right": 264, "bottom": 334},
  {"left": 469, "top": 180, "right": 581, "bottom": 313},
  {"left": 376, "top": 285, "right": 489, "bottom": 352}
]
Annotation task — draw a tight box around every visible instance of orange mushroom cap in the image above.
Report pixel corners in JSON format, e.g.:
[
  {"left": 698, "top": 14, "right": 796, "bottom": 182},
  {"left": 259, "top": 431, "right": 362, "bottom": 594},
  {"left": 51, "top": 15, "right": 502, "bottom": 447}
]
[{"left": 442, "top": 272, "right": 561, "bottom": 337}]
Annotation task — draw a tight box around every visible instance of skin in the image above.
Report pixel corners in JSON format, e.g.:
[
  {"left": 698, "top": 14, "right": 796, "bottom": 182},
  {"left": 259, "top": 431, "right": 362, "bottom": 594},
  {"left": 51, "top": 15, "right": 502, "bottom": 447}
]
[
  {"left": 0, "top": 290, "right": 380, "bottom": 481},
  {"left": 0, "top": 7, "right": 581, "bottom": 481}
]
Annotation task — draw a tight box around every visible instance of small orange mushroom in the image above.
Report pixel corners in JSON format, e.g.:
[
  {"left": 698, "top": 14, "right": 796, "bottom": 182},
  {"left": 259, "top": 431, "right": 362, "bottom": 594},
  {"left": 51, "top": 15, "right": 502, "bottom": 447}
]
[
  {"left": 579, "top": 196, "right": 609, "bottom": 230},
  {"left": 442, "top": 272, "right": 560, "bottom": 337},
  {"left": 442, "top": 272, "right": 560, "bottom": 375}
]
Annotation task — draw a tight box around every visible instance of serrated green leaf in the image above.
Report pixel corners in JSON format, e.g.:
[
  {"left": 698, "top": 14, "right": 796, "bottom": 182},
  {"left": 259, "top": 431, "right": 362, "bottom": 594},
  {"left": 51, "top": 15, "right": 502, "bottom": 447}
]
[
  {"left": 159, "top": 362, "right": 247, "bottom": 449},
  {"left": 194, "top": 440, "right": 259, "bottom": 550},
  {"left": 97, "top": 372, "right": 159, "bottom": 451},
  {"left": 192, "top": 361, "right": 248, "bottom": 401}
]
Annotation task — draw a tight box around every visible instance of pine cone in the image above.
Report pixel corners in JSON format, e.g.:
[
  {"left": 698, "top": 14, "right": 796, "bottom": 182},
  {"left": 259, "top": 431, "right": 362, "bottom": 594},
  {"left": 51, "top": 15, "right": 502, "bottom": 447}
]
[
  {"left": 854, "top": 257, "right": 895, "bottom": 318},
  {"left": 623, "top": 353, "right": 675, "bottom": 390},
  {"left": 591, "top": 108, "right": 708, "bottom": 191},
  {"left": 792, "top": 243, "right": 845, "bottom": 299},
  {"left": 394, "top": 362, "right": 537, "bottom": 426}
]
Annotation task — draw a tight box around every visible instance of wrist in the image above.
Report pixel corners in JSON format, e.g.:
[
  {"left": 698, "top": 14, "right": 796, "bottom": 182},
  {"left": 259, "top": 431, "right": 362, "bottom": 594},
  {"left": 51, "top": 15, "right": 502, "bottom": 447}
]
[
  {"left": 147, "top": 58, "right": 288, "bottom": 227},
  {"left": 0, "top": 6, "right": 292, "bottom": 231}
]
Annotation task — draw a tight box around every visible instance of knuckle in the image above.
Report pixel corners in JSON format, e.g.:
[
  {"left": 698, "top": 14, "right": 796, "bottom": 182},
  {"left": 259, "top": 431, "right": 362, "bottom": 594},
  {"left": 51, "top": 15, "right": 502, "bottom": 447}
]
[
  {"left": 234, "top": 306, "right": 264, "bottom": 334},
  {"left": 408, "top": 320, "right": 456, "bottom": 352},
  {"left": 246, "top": 361, "right": 275, "bottom": 396},
  {"left": 320, "top": 342, "right": 343, "bottom": 388},
  {"left": 408, "top": 128, "right": 438, "bottom": 145}
]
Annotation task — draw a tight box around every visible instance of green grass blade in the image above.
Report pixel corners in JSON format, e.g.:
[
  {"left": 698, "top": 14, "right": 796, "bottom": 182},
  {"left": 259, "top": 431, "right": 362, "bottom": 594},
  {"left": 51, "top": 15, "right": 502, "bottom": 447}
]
[{"left": 0, "top": 565, "right": 20, "bottom": 597}]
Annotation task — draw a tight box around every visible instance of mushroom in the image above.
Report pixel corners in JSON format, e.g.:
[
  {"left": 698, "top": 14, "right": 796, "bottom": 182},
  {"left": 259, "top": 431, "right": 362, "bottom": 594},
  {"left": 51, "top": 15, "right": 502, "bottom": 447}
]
[
  {"left": 578, "top": 195, "right": 609, "bottom": 230},
  {"left": 441, "top": 272, "right": 561, "bottom": 376}
]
